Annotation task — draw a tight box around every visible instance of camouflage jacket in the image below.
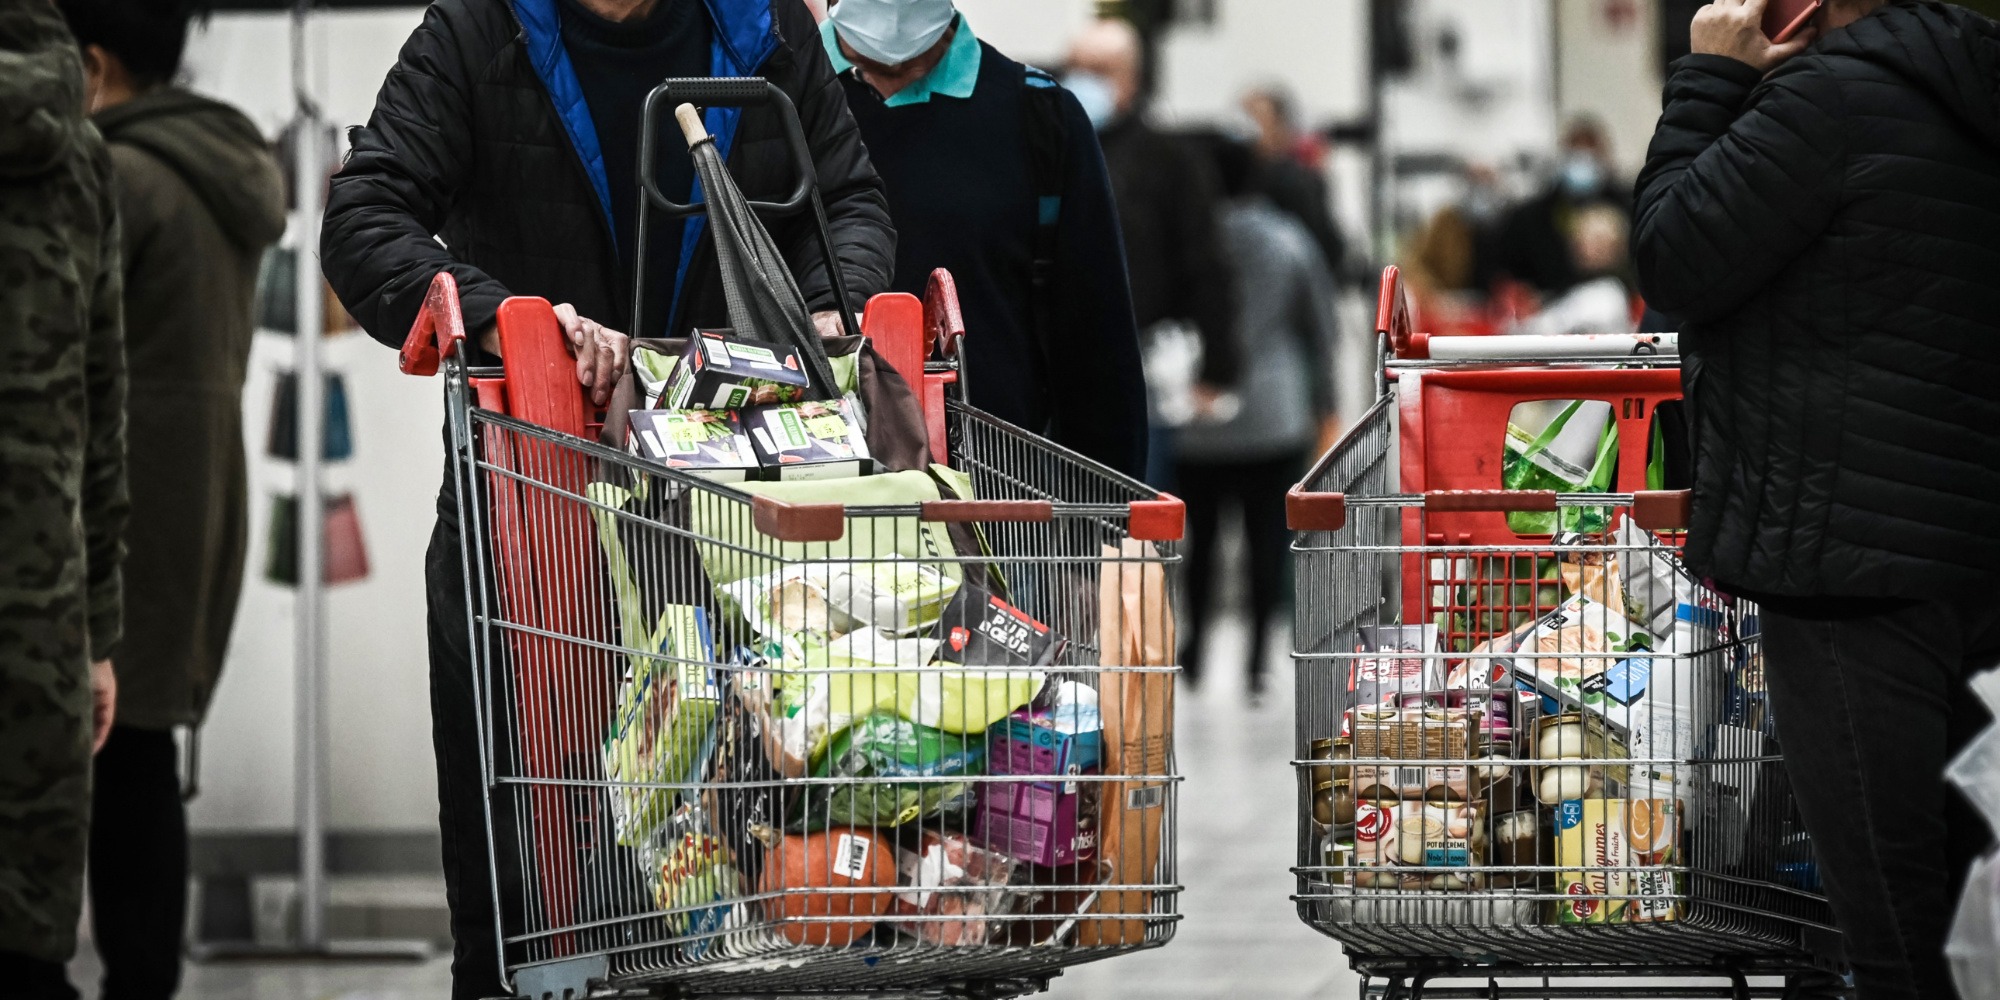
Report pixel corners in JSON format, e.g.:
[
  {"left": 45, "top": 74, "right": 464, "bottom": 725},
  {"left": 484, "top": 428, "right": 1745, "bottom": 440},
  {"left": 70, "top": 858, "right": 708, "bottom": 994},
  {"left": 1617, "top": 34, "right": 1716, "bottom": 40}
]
[{"left": 0, "top": 0, "right": 128, "bottom": 965}]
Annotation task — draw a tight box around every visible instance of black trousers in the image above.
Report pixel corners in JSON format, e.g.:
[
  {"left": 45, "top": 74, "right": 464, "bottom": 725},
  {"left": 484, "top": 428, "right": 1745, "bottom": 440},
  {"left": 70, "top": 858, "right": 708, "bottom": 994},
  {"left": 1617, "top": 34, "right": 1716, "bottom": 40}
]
[
  {"left": 428, "top": 506, "right": 517, "bottom": 1000},
  {"left": 0, "top": 951, "right": 77, "bottom": 1000},
  {"left": 1760, "top": 595, "right": 2000, "bottom": 1000},
  {"left": 87, "top": 725, "right": 187, "bottom": 1000},
  {"left": 1175, "top": 451, "right": 1303, "bottom": 691}
]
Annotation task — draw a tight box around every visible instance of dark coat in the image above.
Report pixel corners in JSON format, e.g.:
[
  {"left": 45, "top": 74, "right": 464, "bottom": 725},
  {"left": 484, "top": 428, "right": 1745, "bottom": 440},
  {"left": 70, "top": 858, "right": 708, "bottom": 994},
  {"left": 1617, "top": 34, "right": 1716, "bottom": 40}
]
[
  {"left": 0, "top": 0, "right": 126, "bottom": 962},
  {"left": 95, "top": 88, "right": 285, "bottom": 730},
  {"left": 836, "top": 38, "right": 1148, "bottom": 477},
  {"left": 1633, "top": 1, "right": 2000, "bottom": 599},
  {"left": 1097, "top": 115, "right": 1240, "bottom": 386},
  {"left": 322, "top": 0, "right": 895, "bottom": 348}
]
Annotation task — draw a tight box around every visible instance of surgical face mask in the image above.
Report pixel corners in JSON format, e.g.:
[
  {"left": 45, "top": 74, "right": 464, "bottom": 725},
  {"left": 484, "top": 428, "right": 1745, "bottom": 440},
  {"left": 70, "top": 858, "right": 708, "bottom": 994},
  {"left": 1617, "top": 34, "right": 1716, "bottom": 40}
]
[
  {"left": 1065, "top": 71, "right": 1117, "bottom": 132},
  {"left": 1560, "top": 154, "right": 1605, "bottom": 198},
  {"left": 828, "top": 0, "right": 957, "bottom": 65}
]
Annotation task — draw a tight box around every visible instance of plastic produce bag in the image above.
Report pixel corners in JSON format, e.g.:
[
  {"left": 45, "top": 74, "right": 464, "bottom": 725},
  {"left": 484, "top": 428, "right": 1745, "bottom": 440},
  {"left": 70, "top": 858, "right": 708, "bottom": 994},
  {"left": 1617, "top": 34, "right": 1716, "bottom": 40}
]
[
  {"left": 792, "top": 713, "right": 984, "bottom": 831},
  {"left": 1502, "top": 399, "right": 1617, "bottom": 535}
]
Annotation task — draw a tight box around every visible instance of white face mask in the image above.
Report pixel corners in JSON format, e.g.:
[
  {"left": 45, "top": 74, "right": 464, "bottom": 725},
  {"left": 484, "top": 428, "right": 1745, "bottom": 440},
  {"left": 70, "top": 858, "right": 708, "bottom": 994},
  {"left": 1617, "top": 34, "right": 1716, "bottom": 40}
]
[
  {"left": 1560, "top": 154, "right": 1606, "bottom": 198},
  {"left": 828, "top": 0, "right": 957, "bottom": 66},
  {"left": 1064, "top": 71, "right": 1117, "bottom": 131}
]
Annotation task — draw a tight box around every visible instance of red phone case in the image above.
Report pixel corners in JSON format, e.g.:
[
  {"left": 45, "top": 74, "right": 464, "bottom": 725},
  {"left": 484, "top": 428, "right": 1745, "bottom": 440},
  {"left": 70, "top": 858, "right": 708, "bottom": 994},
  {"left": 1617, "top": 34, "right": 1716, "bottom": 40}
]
[{"left": 1763, "top": 0, "right": 1823, "bottom": 43}]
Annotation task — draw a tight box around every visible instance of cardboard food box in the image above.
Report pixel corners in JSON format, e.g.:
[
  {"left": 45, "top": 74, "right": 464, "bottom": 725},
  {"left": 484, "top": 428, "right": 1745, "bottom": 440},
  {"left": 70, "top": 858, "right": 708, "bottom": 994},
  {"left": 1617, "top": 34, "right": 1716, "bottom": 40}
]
[
  {"left": 935, "top": 581, "right": 1066, "bottom": 670},
  {"left": 990, "top": 707, "right": 1105, "bottom": 784},
  {"left": 1555, "top": 798, "right": 1681, "bottom": 924},
  {"left": 744, "top": 399, "right": 873, "bottom": 481},
  {"left": 627, "top": 408, "right": 761, "bottom": 482},
  {"left": 1352, "top": 799, "right": 1484, "bottom": 874},
  {"left": 664, "top": 329, "right": 811, "bottom": 410},
  {"left": 976, "top": 777, "right": 1100, "bottom": 868},
  {"left": 1351, "top": 624, "right": 1444, "bottom": 707}
]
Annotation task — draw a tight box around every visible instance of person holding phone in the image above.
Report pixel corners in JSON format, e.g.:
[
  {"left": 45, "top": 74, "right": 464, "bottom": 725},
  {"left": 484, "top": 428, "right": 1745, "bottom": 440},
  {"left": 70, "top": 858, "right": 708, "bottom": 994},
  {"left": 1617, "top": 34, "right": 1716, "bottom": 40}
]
[{"left": 1633, "top": 1, "right": 2000, "bottom": 997}]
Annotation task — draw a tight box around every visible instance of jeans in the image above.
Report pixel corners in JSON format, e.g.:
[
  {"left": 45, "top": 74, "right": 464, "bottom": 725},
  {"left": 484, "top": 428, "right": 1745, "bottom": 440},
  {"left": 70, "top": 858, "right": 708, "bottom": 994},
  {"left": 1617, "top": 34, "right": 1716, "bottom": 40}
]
[
  {"left": 88, "top": 725, "right": 187, "bottom": 1000},
  {"left": 1760, "top": 594, "right": 2000, "bottom": 1000},
  {"left": 1175, "top": 451, "right": 1303, "bottom": 692}
]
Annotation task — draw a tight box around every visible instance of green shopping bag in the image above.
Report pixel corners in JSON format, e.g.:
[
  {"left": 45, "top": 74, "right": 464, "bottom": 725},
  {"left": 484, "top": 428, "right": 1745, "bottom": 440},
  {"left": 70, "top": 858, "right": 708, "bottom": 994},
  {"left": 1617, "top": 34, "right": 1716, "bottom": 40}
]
[{"left": 1501, "top": 399, "right": 1619, "bottom": 535}]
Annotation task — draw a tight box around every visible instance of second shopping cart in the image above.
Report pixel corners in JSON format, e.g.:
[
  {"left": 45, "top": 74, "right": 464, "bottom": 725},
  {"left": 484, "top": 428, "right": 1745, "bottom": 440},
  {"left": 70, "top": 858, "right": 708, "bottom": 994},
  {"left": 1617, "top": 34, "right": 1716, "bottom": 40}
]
[{"left": 1283, "top": 268, "right": 1846, "bottom": 999}]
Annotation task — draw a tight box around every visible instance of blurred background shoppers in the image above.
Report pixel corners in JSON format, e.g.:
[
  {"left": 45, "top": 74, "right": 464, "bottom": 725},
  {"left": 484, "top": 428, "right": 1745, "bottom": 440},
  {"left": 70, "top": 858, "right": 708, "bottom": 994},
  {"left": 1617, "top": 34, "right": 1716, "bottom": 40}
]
[
  {"left": 55, "top": 0, "right": 285, "bottom": 996},
  {"left": 1175, "top": 135, "right": 1341, "bottom": 701},
  {"left": 1633, "top": 1, "right": 2000, "bottom": 996},
  {"left": 1487, "top": 115, "right": 1628, "bottom": 297},
  {"left": 1240, "top": 83, "right": 1348, "bottom": 287},
  {"left": 1066, "top": 17, "right": 1237, "bottom": 488},
  {"left": 823, "top": 0, "right": 1147, "bottom": 477},
  {"left": 0, "top": 1, "right": 128, "bottom": 996}
]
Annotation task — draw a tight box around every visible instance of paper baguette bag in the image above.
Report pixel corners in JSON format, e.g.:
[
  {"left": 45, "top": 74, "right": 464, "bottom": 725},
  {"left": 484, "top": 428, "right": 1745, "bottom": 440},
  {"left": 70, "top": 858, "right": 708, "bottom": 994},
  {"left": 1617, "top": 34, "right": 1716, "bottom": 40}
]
[{"left": 1077, "top": 539, "right": 1176, "bottom": 946}]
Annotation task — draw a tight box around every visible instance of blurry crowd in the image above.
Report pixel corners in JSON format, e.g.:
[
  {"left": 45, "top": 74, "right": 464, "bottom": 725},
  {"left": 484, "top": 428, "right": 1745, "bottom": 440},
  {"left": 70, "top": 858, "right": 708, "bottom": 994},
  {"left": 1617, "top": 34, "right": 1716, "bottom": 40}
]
[{"left": 1402, "top": 116, "right": 1643, "bottom": 337}]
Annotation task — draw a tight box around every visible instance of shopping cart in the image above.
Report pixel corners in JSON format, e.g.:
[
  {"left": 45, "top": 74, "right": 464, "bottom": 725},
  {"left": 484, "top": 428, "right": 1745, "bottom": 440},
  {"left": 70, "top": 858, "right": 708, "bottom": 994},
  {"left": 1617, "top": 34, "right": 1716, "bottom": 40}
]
[
  {"left": 1281, "top": 268, "right": 1846, "bottom": 999},
  {"left": 397, "top": 81, "right": 1183, "bottom": 1000}
]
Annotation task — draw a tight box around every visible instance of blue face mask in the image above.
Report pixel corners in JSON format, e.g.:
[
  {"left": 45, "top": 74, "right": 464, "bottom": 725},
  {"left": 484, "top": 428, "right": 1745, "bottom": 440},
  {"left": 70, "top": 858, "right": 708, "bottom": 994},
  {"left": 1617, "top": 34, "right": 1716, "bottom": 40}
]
[
  {"left": 828, "top": 0, "right": 957, "bottom": 65},
  {"left": 1560, "top": 155, "right": 1605, "bottom": 198},
  {"left": 1064, "top": 71, "right": 1117, "bottom": 131}
]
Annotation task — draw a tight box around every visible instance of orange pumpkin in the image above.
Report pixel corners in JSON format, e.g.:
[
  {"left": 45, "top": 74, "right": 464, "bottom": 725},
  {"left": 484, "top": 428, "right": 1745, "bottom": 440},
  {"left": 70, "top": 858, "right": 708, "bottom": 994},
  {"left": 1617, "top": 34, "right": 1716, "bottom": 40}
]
[{"left": 758, "top": 827, "right": 898, "bottom": 945}]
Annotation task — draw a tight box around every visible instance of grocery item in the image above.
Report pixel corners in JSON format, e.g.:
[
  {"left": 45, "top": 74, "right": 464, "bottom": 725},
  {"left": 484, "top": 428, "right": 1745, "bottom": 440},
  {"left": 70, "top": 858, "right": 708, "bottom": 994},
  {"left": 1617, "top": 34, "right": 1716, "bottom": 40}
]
[
  {"left": 892, "top": 832, "right": 1023, "bottom": 945},
  {"left": 935, "top": 579, "right": 1066, "bottom": 670},
  {"left": 722, "top": 559, "right": 960, "bottom": 641},
  {"left": 649, "top": 812, "right": 757, "bottom": 958},
  {"left": 759, "top": 827, "right": 900, "bottom": 946},
  {"left": 977, "top": 777, "right": 1100, "bottom": 868},
  {"left": 1532, "top": 712, "right": 1628, "bottom": 806},
  {"left": 602, "top": 605, "right": 720, "bottom": 845},
  {"left": 1555, "top": 798, "right": 1681, "bottom": 924},
  {"left": 1350, "top": 624, "right": 1443, "bottom": 707},
  {"left": 666, "top": 328, "right": 811, "bottom": 410},
  {"left": 1501, "top": 398, "right": 1617, "bottom": 535},
  {"left": 627, "top": 408, "right": 762, "bottom": 481},
  {"left": 744, "top": 399, "right": 873, "bottom": 481},
  {"left": 1078, "top": 540, "right": 1176, "bottom": 946},
  {"left": 793, "top": 713, "right": 984, "bottom": 831}
]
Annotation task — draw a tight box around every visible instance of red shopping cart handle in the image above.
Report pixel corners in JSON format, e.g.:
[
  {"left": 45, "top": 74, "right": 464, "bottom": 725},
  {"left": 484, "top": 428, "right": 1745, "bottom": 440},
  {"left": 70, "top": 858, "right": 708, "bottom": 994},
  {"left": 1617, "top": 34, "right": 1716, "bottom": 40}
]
[
  {"left": 1286, "top": 489, "right": 1693, "bottom": 531},
  {"left": 399, "top": 272, "right": 467, "bottom": 376},
  {"left": 751, "top": 494, "right": 1187, "bottom": 543}
]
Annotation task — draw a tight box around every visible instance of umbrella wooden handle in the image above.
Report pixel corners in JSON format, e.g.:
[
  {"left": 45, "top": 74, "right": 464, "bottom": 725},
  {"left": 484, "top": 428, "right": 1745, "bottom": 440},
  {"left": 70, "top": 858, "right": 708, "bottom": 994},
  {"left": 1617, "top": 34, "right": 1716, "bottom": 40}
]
[{"left": 675, "top": 103, "right": 710, "bottom": 146}]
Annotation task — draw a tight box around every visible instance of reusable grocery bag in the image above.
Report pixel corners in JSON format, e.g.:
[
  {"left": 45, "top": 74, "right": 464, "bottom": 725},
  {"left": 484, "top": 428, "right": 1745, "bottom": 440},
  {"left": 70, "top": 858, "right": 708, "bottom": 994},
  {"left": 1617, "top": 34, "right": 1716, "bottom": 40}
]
[{"left": 1502, "top": 399, "right": 1617, "bottom": 535}]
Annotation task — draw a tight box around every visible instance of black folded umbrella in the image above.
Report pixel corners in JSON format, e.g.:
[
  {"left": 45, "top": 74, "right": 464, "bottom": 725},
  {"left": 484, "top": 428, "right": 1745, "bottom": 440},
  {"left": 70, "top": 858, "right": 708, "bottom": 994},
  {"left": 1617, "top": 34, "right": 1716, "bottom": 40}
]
[{"left": 675, "top": 103, "right": 841, "bottom": 401}]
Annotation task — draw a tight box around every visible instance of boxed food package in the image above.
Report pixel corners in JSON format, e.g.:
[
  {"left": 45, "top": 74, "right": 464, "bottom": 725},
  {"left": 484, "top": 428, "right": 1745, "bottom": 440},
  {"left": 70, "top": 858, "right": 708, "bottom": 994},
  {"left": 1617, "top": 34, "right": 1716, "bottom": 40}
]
[
  {"left": 977, "top": 776, "right": 1100, "bottom": 868},
  {"left": 1351, "top": 624, "right": 1444, "bottom": 707},
  {"left": 1352, "top": 799, "right": 1486, "bottom": 874},
  {"left": 1555, "top": 798, "right": 1681, "bottom": 924},
  {"left": 665, "top": 329, "right": 811, "bottom": 410},
  {"left": 604, "top": 605, "right": 719, "bottom": 845},
  {"left": 990, "top": 703, "right": 1105, "bottom": 783},
  {"left": 628, "top": 408, "right": 761, "bottom": 482},
  {"left": 744, "top": 400, "right": 872, "bottom": 481},
  {"left": 893, "top": 832, "right": 1024, "bottom": 945},
  {"left": 935, "top": 580, "right": 1066, "bottom": 670}
]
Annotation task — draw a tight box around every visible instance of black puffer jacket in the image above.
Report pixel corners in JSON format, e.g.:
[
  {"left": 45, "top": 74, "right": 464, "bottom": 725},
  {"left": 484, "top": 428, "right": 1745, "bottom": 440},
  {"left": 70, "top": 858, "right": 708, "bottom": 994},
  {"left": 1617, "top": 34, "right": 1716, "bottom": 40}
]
[
  {"left": 323, "top": 0, "right": 893, "bottom": 346},
  {"left": 1633, "top": 0, "right": 2000, "bottom": 599}
]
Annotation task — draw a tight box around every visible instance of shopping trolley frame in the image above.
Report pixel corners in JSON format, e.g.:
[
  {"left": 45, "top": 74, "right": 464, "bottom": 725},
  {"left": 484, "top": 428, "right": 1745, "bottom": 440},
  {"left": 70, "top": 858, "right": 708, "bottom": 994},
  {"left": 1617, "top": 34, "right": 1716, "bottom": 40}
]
[{"left": 1281, "top": 269, "right": 1847, "bottom": 999}]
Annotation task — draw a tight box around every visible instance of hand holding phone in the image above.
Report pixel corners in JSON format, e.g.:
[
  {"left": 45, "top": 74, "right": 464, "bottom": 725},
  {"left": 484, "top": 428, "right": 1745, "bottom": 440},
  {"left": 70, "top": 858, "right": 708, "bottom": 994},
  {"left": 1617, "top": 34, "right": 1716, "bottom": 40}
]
[
  {"left": 1763, "top": 0, "right": 1824, "bottom": 43},
  {"left": 1692, "top": 0, "right": 1818, "bottom": 73}
]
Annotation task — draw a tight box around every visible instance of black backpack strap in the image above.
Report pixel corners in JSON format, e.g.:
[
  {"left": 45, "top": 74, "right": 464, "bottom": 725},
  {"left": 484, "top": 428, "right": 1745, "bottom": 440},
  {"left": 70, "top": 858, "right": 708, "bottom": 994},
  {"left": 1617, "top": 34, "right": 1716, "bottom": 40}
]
[{"left": 1021, "top": 66, "right": 1067, "bottom": 375}]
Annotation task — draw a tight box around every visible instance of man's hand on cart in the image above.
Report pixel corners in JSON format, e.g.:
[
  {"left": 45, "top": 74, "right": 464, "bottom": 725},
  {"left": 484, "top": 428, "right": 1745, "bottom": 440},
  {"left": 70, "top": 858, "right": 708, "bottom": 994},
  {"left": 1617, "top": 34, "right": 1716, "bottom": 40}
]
[
  {"left": 550, "top": 302, "right": 632, "bottom": 407},
  {"left": 811, "top": 310, "right": 851, "bottom": 340}
]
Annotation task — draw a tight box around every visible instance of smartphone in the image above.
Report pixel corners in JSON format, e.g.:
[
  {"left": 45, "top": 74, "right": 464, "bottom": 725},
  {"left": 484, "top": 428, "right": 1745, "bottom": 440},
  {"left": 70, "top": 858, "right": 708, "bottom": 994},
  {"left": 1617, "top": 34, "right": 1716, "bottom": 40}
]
[{"left": 1763, "top": 0, "right": 1824, "bottom": 43}]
